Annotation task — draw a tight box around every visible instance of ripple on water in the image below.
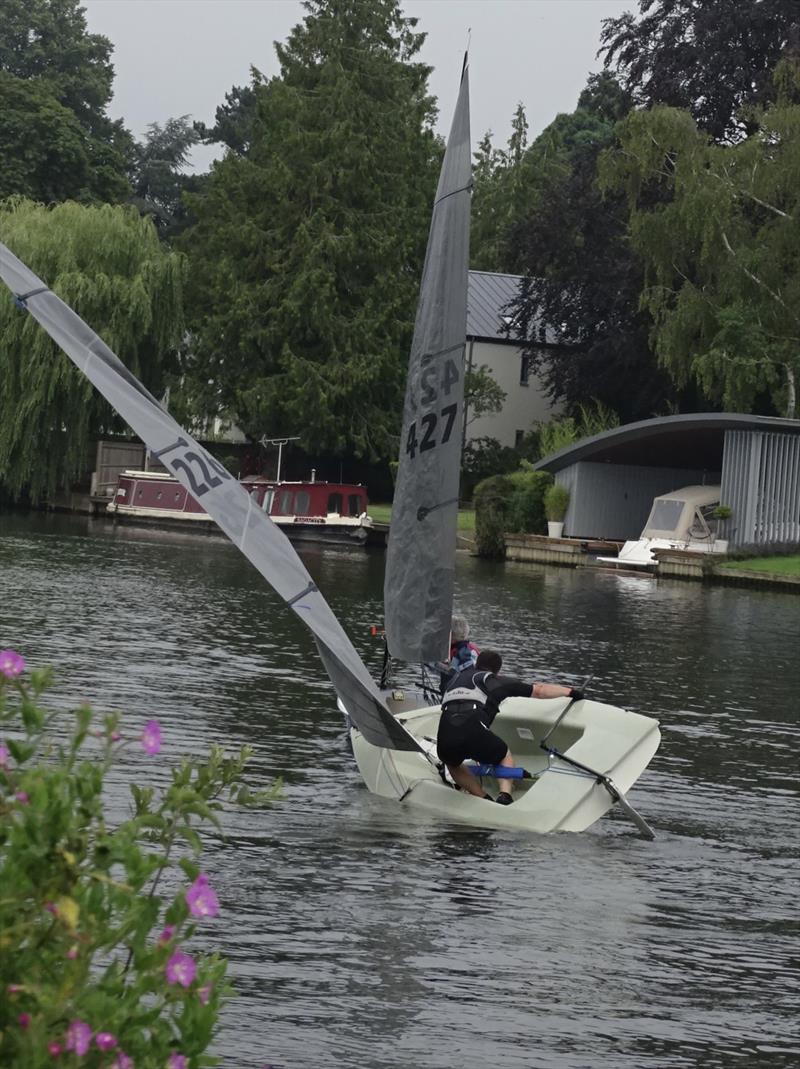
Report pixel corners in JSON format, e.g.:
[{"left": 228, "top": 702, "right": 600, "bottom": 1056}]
[{"left": 2, "top": 513, "right": 799, "bottom": 1069}]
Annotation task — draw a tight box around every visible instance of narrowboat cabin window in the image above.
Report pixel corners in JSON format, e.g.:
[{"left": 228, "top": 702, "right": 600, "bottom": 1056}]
[
  {"left": 327, "top": 492, "right": 343, "bottom": 515},
  {"left": 295, "top": 491, "right": 310, "bottom": 515},
  {"left": 262, "top": 489, "right": 275, "bottom": 513},
  {"left": 348, "top": 494, "right": 362, "bottom": 517},
  {"left": 277, "top": 491, "right": 294, "bottom": 515}
]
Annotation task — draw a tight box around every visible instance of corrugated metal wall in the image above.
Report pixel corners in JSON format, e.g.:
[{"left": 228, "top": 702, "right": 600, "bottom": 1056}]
[
  {"left": 720, "top": 430, "right": 800, "bottom": 545},
  {"left": 558, "top": 462, "right": 720, "bottom": 540}
]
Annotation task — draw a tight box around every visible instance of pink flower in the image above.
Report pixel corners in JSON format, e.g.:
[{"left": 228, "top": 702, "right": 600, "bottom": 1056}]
[
  {"left": 7, "top": 984, "right": 23, "bottom": 994},
  {"left": 0, "top": 743, "right": 9, "bottom": 766},
  {"left": 18, "top": 1013, "right": 31, "bottom": 1029},
  {"left": 198, "top": 983, "right": 212, "bottom": 1005},
  {"left": 67, "top": 945, "right": 78, "bottom": 960},
  {"left": 95, "top": 1032, "right": 118, "bottom": 1051},
  {"left": 141, "top": 720, "right": 162, "bottom": 755},
  {"left": 65, "top": 1019, "right": 92, "bottom": 1056},
  {"left": 111, "top": 1054, "right": 134, "bottom": 1069},
  {"left": 165, "top": 949, "right": 196, "bottom": 988},
  {"left": 158, "top": 925, "right": 176, "bottom": 944},
  {"left": 48, "top": 1041, "right": 63, "bottom": 1056},
  {"left": 15, "top": 791, "right": 29, "bottom": 805},
  {"left": 186, "top": 873, "right": 219, "bottom": 918},
  {"left": 0, "top": 649, "right": 25, "bottom": 678},
  {"left": 110, "top": 731, "right": 121, "bottom": 742},
  {"left": 168, "top": 1054, "right": 187, "bottom": 1069},
  {"left": 44, "top": 901, "right": 57, "bottom": 914}
]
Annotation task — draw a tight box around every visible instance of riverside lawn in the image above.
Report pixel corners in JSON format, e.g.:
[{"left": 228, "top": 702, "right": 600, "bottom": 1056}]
[{"left": 0, "top": 650, "right": 280, "bottom": 1069}]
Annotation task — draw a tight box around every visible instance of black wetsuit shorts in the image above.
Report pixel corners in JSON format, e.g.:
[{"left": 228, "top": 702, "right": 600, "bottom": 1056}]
[{"left": 436, "top": 703, "right": 508, "bottom": 767}]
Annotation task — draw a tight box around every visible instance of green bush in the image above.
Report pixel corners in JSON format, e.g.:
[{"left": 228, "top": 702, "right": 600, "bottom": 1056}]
[
  {"left": 460, "top": 437, "right": 519, "bottom": 501},
  {"left": 474, "top": 475, "right": 512, "bottom": 558},
  {"left": 506, "top": 470, "right": 553, "bottom": 534},
  {"left": 0, "top": 651, "right": 279, "bottom": 1069}
]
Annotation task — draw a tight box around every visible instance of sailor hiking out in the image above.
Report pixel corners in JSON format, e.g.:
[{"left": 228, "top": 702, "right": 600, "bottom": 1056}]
[{"left": 437, "top": 650, "right": 581, "bottom": 804}]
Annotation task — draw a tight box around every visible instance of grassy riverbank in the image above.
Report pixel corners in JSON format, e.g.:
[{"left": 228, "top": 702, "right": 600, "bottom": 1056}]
[
  {"left": 370, "top": 502, "right": 476, "bottom": 534},
  {"left": 719, "top": 555, "right": 800, "bottom": 576}
]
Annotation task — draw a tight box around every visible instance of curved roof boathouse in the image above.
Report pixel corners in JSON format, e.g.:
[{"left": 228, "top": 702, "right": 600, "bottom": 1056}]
[{"left": 534, "top": 414, "right": 800, "bottom": 547}]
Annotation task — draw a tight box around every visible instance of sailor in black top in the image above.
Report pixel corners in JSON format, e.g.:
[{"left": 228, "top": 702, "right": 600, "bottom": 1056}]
[{"left": 437, "top": 649, "right": 580, "bottom": 805}]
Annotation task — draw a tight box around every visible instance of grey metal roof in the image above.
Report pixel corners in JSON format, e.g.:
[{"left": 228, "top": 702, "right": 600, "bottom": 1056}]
[
  {"left": 535, "top": 412, "right": 800, "bottom": 473},
  {"left": 467, "top": 271, "right": 523, "bottom": 342}
]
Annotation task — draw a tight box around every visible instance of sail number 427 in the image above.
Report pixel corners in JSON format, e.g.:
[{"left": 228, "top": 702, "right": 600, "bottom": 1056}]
[{"left": 405, "top": 403, "right": 458, "bottom": 459}]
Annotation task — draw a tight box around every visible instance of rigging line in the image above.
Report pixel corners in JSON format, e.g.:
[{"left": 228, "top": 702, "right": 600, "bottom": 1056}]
[
  {"left": 417, "top": 498, "right": 459, "bottom": 521},
  {"left": 13, "top": 286, "right": 49, "bottom": 308},
  {"left": 286, "top": 580, "right": 319, "bottom": 607},
  {"left": 419, "top": 340, "right": 466, "bottom": 366},
  {"left": 433, "top": 182, "right": 473, "bottom": 210}
]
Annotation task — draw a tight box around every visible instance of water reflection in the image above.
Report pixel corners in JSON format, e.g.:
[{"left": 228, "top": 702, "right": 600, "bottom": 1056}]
[{"left": 1, "top": 511, "right": 798, "bottom": 1069}]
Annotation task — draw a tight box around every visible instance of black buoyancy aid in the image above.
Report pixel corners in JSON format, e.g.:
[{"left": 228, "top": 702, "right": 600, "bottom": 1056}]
[{"left": 442, "top": 665, "right": 491, "bottom": 711}]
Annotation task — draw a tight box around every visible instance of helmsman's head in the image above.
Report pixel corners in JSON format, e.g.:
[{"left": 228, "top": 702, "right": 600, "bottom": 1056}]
[
  {"left": 475, "top": 650, "right": 502, "bottom": 674},
  {"left": 450, "top": 614, "right": 470, "bottom": 642}
]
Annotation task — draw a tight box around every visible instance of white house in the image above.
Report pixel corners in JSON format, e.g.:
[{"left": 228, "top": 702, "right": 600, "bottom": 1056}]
[{"left": 465, "top": 270, "right": 560, "bottom": 448}]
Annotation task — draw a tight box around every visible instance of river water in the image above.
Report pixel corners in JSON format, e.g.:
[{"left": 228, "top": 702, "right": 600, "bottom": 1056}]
[{"left": 1, "top": 511, "right": 798, "bottom": 1069}]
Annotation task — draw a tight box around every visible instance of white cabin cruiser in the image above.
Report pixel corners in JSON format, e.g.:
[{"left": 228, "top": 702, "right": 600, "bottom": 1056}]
[{"left": 598, "top": 485, "right": 728, "bottom": 569}]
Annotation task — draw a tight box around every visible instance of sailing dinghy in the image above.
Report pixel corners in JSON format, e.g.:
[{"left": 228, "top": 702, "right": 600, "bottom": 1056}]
[
  {"left": 347, "top": 59, "right": 661, "bottom": 835},
  {"left": 0, "top": 60, "right": 659, "bottom": 837}
]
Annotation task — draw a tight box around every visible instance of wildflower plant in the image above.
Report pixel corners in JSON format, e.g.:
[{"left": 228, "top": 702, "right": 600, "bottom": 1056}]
[{"left": 0, "top": 651, "right": 280, "bottom": 1067}]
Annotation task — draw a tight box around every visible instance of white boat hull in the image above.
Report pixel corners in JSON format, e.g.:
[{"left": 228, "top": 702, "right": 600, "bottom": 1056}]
[
  {"left": 348, "top": 694, "right": 660, "bottom": 833},
  {"left": 598, "top": 537, "right": 729, "bottom": 568}
]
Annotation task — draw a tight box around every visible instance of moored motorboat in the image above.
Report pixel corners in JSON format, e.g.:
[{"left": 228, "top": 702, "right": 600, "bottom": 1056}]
[{"left": 597, "top": 485, "right": 727, "bottom": 568}]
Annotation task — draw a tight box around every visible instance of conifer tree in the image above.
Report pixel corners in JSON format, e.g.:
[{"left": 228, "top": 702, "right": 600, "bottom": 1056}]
[{"left": 181, "top": 0, "right": 438, "bottom": 460}]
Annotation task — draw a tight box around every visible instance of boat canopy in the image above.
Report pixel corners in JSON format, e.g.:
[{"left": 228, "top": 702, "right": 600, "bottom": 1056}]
[{"left": 640, "top": 485, "right": 720, "bottom": 540}]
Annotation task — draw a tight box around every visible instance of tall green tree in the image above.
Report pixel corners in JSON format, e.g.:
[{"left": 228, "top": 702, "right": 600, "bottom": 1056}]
[
  {"left": 130, "top": 117, "right": 202, "bottom": 234},
  {"left": 471, "top": 104, "right": 532, "bottom": 271},
  {"left": 600, "top": 85, "right": 800, "bottom": 418},
  {"left": 0, "top": 0, "right": 132, "bottom": 203},
  {"left": 0, "top": 199, "right": 185, "bottom": 501},
  {"left": 600, "top": 0, "right": 800, "bottom": 142},
  {"left": 181, "top": 0, "right": 438, "bottom": 459}
]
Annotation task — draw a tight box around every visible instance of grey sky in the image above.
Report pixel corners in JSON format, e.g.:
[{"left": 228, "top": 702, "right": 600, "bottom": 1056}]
[{"left": 82, "top": 0, "right": 632, "bottom": 170}]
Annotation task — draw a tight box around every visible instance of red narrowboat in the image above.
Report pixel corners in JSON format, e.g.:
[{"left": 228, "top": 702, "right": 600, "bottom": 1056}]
[{"left": 107, "top": 470, "right": 377, "bottom": 545}]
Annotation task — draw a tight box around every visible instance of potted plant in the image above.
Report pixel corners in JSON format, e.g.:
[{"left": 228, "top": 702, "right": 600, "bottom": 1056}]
[
  {"left": 711, "top": 504, "right": 732, "bottom": 521},
  {"left": 544, "top": 483, "right": 570, "bottom": 538}
]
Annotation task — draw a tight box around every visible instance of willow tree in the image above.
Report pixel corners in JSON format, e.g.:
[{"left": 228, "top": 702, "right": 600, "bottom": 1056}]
[
  {"left": 0, "top": 198, "right": 185, "bottom": 500},
  {"left": 182, "top": 0, "right": 438, "bottom": 460},
  {"left": 600, "top": 77, "right": 800, "bottom": 418}
]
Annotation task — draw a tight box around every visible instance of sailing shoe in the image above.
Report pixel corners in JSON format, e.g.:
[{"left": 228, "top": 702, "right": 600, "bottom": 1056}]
[{"left": 495, "top": 792, "right": 514, "bottom": 805}]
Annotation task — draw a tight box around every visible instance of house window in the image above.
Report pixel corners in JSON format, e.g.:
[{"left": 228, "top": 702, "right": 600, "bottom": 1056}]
[
  {"left": 295, "top": 491, "right": 310, "bottom": 515},
  {"left": 515, "top": 430, "right": 525, "bottom": 447},
  {"left": 520, "top": 354, "right": 530, "bottom": 386},
  {"left": 327, "top": 492, "right": 343, "bottom": 514}
]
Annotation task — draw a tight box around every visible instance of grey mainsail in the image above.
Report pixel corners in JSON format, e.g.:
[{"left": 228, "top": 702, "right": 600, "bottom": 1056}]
[
  {"left": 0, "top": 243, "right": 420, "bottom": 757},
  {"left": 383, "top": 62, "right": 471, "bottom": 664}
]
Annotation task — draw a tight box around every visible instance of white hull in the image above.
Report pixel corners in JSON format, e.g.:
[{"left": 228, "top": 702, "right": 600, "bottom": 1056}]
[
  {"left": 598, "top": 536, "right": 729, "bottom": 568},
  {"left": 347, "top": 694, "right": 660, "bottom": 833}
]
